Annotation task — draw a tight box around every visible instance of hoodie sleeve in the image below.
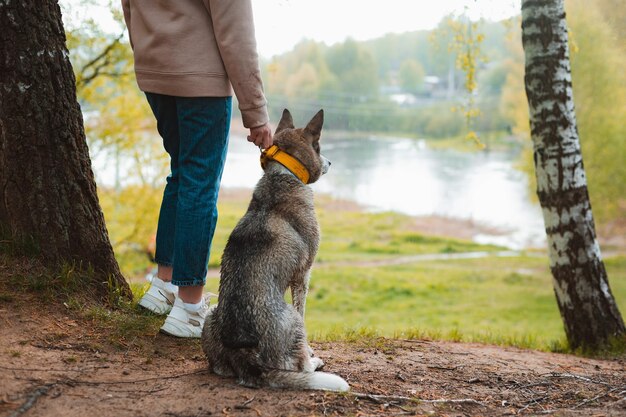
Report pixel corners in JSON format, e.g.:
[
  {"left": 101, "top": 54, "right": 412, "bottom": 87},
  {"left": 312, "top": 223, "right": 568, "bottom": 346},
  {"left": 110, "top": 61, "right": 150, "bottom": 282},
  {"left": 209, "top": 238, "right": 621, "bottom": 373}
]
[
  {"left": 204, "top": 0, "right": 269, "bottom": 128},
  {"left": 121, "top": 0, "right": 133, "bottom": 49}
]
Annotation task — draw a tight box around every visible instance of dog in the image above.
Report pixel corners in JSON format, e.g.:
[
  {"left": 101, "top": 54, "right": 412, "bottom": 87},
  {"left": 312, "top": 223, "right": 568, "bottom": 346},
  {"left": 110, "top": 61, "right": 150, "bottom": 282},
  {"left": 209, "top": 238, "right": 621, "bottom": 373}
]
[{"left": 201, "top": 109, "right": 349, "bottom": 392}]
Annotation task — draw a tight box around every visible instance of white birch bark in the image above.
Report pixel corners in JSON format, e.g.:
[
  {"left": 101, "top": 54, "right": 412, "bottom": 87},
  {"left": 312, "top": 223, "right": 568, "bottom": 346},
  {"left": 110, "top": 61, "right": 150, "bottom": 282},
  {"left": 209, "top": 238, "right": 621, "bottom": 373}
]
[{"left": 521, "top": 0, "right": 624, "bottom": 349}]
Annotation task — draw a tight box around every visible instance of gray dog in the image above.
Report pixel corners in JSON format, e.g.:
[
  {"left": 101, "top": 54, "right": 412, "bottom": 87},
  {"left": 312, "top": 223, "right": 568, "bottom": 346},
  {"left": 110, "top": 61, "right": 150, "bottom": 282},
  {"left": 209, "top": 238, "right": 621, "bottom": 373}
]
[{"left": 201, "top": 109, "right": 349, "bottom": 391}]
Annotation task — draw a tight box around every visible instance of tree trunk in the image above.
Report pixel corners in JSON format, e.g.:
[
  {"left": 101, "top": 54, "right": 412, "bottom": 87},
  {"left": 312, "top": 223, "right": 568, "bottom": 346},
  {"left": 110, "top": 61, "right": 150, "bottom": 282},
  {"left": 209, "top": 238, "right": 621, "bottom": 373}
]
[
  {"left": 0, "top": 1, "right": 130, "bottom": 299},
  {"left": 521, "top": 0, "right": 624, "bottom": 350}
]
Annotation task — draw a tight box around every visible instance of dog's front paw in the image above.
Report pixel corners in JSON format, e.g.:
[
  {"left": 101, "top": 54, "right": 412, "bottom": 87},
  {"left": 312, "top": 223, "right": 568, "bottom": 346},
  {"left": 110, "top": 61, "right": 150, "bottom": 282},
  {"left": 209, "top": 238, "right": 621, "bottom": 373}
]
[{"left": 310, "top": 357, "right": 325, "bottom": 371}]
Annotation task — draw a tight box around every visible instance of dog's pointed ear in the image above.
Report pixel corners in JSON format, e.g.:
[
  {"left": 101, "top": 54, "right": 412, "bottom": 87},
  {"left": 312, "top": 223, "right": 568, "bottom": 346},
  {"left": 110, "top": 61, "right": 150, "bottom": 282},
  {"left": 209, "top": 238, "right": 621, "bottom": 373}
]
[
  {"left": 275, "top": 109, "right": 294, "bottom": 134},
  {"left": 304, "top": 109, "right": 324, "bottom": 142}
]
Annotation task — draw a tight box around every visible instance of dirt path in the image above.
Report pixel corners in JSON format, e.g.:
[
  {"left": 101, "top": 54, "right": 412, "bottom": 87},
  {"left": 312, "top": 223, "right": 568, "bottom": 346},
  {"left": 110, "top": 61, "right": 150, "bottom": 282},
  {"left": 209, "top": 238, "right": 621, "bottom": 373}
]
[{"left": 1, "top": 289, "right": 625, "bottom": 417}]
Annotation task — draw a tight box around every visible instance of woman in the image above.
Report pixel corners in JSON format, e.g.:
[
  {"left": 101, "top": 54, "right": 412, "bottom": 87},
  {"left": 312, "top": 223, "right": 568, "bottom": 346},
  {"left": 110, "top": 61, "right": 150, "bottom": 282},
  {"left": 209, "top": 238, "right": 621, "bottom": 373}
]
[{"left": 122, "top": 0, "right": 273, "bottom": 337}]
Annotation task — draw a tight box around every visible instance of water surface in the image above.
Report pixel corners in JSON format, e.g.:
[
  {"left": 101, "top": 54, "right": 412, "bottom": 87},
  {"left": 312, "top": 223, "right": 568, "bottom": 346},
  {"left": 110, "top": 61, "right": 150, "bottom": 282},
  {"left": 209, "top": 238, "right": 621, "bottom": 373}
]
[{"left": 220, "top": 133, "right": 545, "bottom": 249}]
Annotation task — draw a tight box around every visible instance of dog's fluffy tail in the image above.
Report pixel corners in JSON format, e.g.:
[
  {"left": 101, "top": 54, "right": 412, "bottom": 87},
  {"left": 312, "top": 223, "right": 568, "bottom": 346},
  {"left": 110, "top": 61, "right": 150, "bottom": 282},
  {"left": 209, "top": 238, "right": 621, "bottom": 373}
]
[{"left": 265, "top": 370, "right": 349, "bottom": 392}]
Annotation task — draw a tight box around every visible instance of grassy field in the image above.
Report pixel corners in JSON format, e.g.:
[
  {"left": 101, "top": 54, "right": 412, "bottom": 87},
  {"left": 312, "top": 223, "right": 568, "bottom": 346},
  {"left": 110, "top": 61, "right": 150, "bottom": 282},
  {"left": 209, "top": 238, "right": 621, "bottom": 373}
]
[
  {"left": 127, "top": 192, "right": 624, "bottom": 352},
  {"left": 208, "top": 194, "right": 503, "bottom": 267}
]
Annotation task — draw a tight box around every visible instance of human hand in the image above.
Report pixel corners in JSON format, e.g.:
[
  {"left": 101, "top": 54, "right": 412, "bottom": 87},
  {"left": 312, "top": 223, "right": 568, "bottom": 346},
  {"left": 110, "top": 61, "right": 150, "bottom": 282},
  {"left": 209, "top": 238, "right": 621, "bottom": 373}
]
[{"left": 247, "top": 123, "right": 273, "bottom": 149}]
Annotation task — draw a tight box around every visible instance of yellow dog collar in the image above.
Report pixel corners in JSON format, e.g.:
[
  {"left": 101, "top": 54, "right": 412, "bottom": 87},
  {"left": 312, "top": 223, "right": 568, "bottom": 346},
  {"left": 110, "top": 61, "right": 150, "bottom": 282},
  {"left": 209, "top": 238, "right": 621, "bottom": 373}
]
[{"left": 260, "top": 145, "right": 310, "bottom": 184}]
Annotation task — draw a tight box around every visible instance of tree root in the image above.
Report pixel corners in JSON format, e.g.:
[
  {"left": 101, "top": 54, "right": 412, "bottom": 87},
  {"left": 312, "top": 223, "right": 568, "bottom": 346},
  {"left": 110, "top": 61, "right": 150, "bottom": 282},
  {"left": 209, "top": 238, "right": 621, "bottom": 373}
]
[{"left": 8, "top": 384, "right": 53, "bottom": 417}]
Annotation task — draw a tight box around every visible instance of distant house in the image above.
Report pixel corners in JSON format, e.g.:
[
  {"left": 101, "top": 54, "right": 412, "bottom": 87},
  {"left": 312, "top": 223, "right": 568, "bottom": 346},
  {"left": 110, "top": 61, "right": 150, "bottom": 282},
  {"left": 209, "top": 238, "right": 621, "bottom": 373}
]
[
  {"left": 424, "top": 75, "right": 441, "bottom": 95},
  {"left": 381, "top": 74, "right": 449, "bottom": 107}
]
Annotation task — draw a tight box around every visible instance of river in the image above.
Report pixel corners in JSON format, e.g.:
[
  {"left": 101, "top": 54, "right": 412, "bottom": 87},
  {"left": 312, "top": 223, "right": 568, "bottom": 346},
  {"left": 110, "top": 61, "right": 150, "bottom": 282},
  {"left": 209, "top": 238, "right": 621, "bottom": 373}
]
[{"left": 220, "top": 133, "right": 546, "bottom": 250}]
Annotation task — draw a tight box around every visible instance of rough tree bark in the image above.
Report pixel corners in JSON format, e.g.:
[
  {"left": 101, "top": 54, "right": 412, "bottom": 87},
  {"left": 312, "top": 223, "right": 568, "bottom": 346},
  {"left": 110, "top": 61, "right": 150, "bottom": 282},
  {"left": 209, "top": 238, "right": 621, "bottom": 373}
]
[
  {"left": 521, "top": 0, "right": 624, "bottom": 350},
  {"left": 0, "top": 1, "right": 130, "bottom": 299}
]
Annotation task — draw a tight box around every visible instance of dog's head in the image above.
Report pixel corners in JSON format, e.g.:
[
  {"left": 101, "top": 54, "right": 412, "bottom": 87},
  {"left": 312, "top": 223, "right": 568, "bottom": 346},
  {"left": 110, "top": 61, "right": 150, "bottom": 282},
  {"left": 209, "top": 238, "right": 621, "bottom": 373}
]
[{"left": 272, "top": 109, "right": 330, "bottom": 184}]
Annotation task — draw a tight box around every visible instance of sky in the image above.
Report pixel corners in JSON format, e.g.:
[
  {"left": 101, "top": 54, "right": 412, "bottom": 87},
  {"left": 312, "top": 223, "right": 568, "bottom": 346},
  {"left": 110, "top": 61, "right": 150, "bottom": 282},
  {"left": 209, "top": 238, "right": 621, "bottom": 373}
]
[
  {"left": 63, "top": 0, "right": 521, "bottom": 58},
  {"left": 251, "top": 0, "right": 521, "bottom": 57}
]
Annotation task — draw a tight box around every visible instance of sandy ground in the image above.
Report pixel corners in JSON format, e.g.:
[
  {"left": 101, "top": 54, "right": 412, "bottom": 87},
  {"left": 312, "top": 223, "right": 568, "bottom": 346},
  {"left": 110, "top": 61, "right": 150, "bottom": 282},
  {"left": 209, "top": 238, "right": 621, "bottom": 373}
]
[{"left": 1, "top": 286, "right": 625, "bottom": 417}]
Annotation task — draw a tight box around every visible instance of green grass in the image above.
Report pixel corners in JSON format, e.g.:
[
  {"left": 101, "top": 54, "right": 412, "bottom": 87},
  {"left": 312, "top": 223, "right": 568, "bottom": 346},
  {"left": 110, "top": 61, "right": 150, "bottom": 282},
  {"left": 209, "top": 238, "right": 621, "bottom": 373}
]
[
  {"left": 316, "top": 208, "right": 502, "bottom": 263},
  {"left": 2, "top": 256, "right": 96, "bottom": 301},
  {"left": 303, "top": 256, "right": 560, "bottom": 346},
  {"left": 117, "top": 193, "right": 626, "bottom": 353},
  {"left": 211, "top": 197, "right": 504, "bottom": 267},
  {"left": 208, "top": 198, "right": 249, "bottom": 268},
  {"left": 112, "top": 194, "right": 501, "bottom": 273},
  {"left": 73, "top": 282, "right": 164, "bottom": 350},
  {"left": 302, "top": 255, "right": 626, "bottom": 352}
]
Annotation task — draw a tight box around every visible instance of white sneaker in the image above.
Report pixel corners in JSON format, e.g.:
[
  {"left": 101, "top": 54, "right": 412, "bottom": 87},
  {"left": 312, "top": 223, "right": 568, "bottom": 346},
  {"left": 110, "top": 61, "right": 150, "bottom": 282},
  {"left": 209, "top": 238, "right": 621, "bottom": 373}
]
[
  {"left": 138, "top": 277, "right": 178, "bottom": 315},
  {"left": 160, "top": 297, "right": 214, "bottom": 338}
]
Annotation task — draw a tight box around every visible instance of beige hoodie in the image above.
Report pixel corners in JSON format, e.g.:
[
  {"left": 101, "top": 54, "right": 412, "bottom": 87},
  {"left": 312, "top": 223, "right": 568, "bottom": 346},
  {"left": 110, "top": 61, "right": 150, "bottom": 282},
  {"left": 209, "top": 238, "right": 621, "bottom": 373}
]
[{"left": 121, "top": 0, "right": 268, "bottom": 128}]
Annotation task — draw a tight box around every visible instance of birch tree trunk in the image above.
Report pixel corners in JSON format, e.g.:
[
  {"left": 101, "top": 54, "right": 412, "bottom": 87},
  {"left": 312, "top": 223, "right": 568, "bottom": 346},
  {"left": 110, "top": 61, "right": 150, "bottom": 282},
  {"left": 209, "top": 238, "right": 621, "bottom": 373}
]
[
  {"left": 0, "top": 1, "right": 130, "bottom": 300},
  {"left": 521, "top": 0, "right": 624, "bottom": 350}
]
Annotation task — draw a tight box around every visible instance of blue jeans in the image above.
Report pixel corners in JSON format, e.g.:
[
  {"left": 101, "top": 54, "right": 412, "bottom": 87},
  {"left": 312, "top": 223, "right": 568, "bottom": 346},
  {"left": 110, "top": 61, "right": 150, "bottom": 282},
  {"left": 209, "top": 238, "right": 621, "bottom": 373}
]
[{"left": 145, "top": 93, "right": 232, "bottom": 287}]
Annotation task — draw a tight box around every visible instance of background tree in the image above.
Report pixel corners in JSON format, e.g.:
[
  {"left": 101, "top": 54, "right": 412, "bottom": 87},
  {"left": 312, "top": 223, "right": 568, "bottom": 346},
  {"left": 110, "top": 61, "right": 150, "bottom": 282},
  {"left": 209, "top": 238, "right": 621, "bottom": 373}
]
[
  {"left": 398, "top": 59, "right": 425, "bottom": 93},
  {"left": 0, "top": 1, "right": 129, "bottom": 299},
  {"left": 325, "top": 39, "right": 379, "bottom": 98},
  {"left": 504, "top": 0, "right": 626, "bottom": 231},
  {"left": 521, "top": 0, "right": 624, "bottom": 350},
  {"left": 565, "top": 0, "right": 626, "bottom": 227}
]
